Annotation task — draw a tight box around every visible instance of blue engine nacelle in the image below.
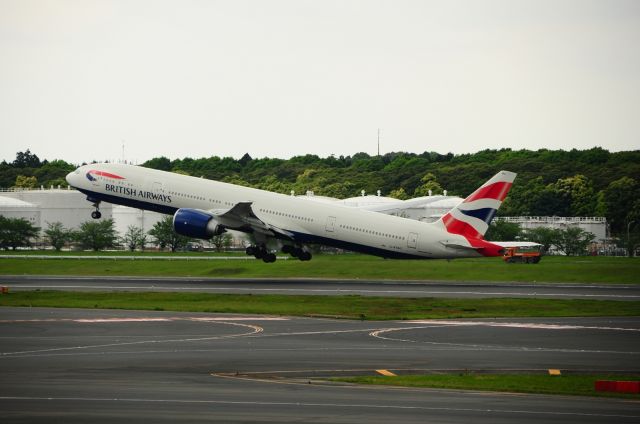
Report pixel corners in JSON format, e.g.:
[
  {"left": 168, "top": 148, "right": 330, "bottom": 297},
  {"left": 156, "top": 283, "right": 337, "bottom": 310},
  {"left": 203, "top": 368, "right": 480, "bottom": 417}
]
[{"left": 173, "top": 208, "right": 224, "bottom": 239}]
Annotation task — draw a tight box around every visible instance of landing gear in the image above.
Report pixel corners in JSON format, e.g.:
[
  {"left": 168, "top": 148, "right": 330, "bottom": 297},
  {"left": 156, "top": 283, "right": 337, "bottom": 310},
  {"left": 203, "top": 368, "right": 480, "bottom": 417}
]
[
  {"left": 282, "top": 245, "right": 312, "bottom": 261},
  {"left": 89, "top": 199, "right": 102, "bottom": 219},
  {"left": 245, "top": 245, "right": 276, "bottom": 263},
  {"left": 246, "top": 243, "right": 312, "bottom": 263}
]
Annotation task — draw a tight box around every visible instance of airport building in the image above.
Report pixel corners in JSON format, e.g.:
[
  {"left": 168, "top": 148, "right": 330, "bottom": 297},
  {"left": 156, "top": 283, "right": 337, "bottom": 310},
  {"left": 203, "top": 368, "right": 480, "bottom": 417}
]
[
  {"left": 0, "top": 187, "right": 114, "bottom": 231},
  {"left": 498, "top": 216, "right": 608, "bottom": 242}
]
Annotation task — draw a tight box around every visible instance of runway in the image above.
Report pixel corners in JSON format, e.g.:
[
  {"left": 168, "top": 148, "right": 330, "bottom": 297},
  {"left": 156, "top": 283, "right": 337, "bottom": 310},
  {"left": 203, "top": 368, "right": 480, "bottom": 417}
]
[
  {"left": 1, "top": 307, "right": 639, "bottom": 423},
  {"left": 3, "top": 275, "right": 640, "bottom": 300}
]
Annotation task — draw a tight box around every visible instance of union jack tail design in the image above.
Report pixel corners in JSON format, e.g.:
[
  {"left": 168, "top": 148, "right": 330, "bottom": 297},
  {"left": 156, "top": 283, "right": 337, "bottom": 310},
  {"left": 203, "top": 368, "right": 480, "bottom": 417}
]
[{"left": 437, "top": 171, "right": 516, "bottom": 240}]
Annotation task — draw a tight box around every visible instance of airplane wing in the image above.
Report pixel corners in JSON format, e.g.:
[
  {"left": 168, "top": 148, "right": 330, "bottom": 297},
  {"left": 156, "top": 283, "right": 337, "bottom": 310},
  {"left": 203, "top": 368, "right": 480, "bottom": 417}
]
[{"left": 211, "top": 202, "right": 295, "bottom": 239}]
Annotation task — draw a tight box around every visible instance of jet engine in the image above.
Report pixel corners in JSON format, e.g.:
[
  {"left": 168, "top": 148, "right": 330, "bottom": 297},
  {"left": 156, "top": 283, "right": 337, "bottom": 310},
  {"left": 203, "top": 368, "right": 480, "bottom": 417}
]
[{"left": 173, "top": 208, "right": 224, "bottom": 239}]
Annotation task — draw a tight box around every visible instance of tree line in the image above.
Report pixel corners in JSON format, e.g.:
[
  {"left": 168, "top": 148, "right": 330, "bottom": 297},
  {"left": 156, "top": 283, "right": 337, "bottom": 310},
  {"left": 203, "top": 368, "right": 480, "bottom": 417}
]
[{"left": 0, "top": 216, "right": 232, "bottom": 253}]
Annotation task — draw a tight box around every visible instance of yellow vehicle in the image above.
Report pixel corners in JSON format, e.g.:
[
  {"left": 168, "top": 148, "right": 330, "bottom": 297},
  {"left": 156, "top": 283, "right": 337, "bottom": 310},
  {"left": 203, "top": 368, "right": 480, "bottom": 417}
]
[{"left": 502, "top": 245, "right": 542, "bottom": 264}]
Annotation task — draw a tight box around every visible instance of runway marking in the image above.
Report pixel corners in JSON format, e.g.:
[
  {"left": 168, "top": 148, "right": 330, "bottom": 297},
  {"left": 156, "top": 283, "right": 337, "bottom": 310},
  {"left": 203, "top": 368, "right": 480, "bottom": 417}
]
[
  {"left": 1, "top": 396, "right": 636, "bottom": 419},
  {"left": 187, "top": 317, "right": 288, "bottom": 321},
  {"left": 404, "top": 320, "right": 640, "bottom": 332},
  {"left": 0, "top": 321, "right": 263, "bottom": 356},
  {"left": 369, "top": 327, "right": 640, "bottom": 355},
  {"left": 8, "top": 284, "right": 640, "bottom": 299},
  {"left": 76, "top": 318, "right": 172, "bottom": 323},
  {"left": 0, "top": 316, "right": 287, "bottom": 323},
  {"left": 376, "top": 369, "right": 397, "bottom": 376}
]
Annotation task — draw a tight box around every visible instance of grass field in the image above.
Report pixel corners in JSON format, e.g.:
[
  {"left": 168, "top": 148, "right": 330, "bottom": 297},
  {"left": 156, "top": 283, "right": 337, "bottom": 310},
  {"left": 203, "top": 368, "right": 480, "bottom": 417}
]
[
  {"left": 0, "top": 254, "right": 639, "bottom": 284},
  {"left": 1, "top": 291, "right": 639, "bottom": 319},
  {"left": 330, "top": 374, "right": 640, "bottom": 398}
]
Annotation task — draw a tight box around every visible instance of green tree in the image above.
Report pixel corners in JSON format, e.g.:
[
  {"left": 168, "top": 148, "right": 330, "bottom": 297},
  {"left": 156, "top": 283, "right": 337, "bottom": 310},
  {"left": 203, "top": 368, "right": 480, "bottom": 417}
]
[
  {"left": 600, "top": 177, "right": 639, "bottom": 234},
  {"left": 34, "top": 159, "right": 75, "bottom": 186},
  {"left": 484, "top": 220, "right": 522, "bottom": 241},
  {"left": 554, "top": 227, "right": 595, "bottom": 256},
  {"left": 528, "top": 183, "right": 571, "bottom": 216},
  {"left": 624, "top": 199, "right": 640, "bottom": 257},
  {"left": 121, "top": 225, "right": 147, "bottom": 251},
  {"left": 44, "top": 221, "right": 73, "bottom": 251},
  {"left": 554, "top": 175, "right": 596, "bottom": 217},
  {"left": 142, "top": 156, "right": 172, "bottom": 171},
  {"left": 75, "top": 219, "right": 118, "bottom": 251},
  {"left": 0, "top": 216, "right": 40, "bottom": 250},
  {"left": 14, "top": 175, "right": 38, "bottom": 188},
  {"left": 148, "top": 216, "right": 192, "bottom": 252},
  {"left": 13, "top": 149, "right": 41, "bottom": 168},
  {"left": 211, "top": 233, "right": 233, "bottom": 252},
  {"left": 413, "top": 173, "right": 443, "bottom": 197},
  {"left": 388, "top": 187, "right": 409, "bottom": 200},
  {"left": 524, "top": 227, "right": 562, "bottom": 253}
]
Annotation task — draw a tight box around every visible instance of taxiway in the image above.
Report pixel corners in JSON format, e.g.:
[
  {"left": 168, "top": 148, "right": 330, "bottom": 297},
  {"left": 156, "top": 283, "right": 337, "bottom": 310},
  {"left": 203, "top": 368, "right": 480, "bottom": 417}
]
[{"left": 1, "top": 307, "right": 638, "bottom": 423}]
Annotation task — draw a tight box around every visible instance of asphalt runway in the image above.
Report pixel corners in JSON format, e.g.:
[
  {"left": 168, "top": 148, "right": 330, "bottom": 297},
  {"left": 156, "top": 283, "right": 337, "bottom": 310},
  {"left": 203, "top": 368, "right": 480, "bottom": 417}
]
[
  {"left": 1, "top": 307, "right": 639, "bottom": 423},
  {"left": 3, "top": 275, "right": 640, "bottom": 300}
]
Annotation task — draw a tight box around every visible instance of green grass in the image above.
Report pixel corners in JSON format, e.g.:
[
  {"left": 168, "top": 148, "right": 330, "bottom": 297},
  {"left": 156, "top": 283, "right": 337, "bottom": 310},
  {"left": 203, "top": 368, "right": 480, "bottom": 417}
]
[
  {"left": 331, "top": 374, "right": 640, "bottom": 398},
  {"left": 1, "top": 254, "right": 639, "bottom": 284},
  {"left": 1, "top": 291, "right": 639, "bottom": 320}
]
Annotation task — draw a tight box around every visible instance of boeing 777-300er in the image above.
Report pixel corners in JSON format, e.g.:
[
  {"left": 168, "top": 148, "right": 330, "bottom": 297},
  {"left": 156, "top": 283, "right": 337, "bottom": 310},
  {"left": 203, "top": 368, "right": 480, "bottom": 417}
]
[{"left": 66, "top": 164, "right": 515, "bottom": 263}]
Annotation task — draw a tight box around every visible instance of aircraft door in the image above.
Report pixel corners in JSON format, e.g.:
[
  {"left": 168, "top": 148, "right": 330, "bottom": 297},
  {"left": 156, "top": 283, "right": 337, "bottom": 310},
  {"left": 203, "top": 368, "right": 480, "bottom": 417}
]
[
  {"left": 407, "top": 232, "right": 418, "bottom": 249},
  {"left": 325, "top": 216, "right": 336, "bottom": 233}
]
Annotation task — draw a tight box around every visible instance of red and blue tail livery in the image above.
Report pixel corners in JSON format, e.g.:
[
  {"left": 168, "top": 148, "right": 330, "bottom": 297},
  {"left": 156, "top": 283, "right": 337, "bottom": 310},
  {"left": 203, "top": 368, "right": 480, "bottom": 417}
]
[{"left": 438, "top": 171, "right": 516, "bottom": 241}]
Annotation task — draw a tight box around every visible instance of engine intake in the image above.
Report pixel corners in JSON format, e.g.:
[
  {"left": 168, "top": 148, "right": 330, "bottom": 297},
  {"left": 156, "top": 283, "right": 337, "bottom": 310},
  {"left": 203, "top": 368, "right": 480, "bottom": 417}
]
[{"left": 173, "top": 208, "right": 224, "bottom": 239}]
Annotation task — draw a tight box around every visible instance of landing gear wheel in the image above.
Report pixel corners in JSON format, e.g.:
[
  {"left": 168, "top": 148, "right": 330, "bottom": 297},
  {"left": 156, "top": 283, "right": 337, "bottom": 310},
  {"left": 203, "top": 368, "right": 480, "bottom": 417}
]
[
  {"left": 245, "top": 246, "right": 256, "bottom": 256},
  {"left": 89, "top": 198, "right": 102, "bottom": 219},
  {"left": 298, "top": 251, "right": 312, "bottom": 261},
  {"left": 262, "top": 253, "right": 277, "bottom": 263}
]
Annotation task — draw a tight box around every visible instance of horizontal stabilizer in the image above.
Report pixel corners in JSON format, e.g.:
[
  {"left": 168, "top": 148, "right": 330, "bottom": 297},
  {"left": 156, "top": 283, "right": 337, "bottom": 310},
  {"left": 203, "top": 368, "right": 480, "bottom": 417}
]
[
  {"left": 439, "top": 241, "right": 483, "bottom": 250},
  {"left": 492, "top": 241, "right": 542, "bottom": 248}
]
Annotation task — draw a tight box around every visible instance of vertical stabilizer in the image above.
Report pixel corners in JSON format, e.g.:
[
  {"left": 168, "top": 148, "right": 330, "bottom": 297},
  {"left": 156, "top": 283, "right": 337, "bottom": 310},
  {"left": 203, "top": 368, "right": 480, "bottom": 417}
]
[{"left": 437, "top": 171, "right": 516, "bottom": 239}]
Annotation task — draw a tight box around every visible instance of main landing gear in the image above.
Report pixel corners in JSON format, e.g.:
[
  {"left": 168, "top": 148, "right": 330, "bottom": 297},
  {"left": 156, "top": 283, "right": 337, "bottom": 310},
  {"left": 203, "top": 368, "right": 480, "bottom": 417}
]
[
  {"left": 245, "top": 245, "right": 276, "bottom": 263},
  {"left": 282, "top": 245, "right": 312, "bottom": 261},
  {"left": 245, "top": 244, "right": 312, "bottom": 263}
]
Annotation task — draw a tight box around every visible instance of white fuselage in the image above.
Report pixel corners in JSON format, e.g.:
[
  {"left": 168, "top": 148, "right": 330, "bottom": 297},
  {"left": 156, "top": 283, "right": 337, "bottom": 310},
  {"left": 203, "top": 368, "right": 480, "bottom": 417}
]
[{"left": 66, "top": 163, "right": 479, "bottom": 259}]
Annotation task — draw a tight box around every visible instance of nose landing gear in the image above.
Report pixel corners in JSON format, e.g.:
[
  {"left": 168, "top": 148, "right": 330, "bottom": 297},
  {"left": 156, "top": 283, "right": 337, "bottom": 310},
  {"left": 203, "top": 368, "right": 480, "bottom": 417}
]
[{"left": 89, "top": 199, "right": 102, "bottom": 219}]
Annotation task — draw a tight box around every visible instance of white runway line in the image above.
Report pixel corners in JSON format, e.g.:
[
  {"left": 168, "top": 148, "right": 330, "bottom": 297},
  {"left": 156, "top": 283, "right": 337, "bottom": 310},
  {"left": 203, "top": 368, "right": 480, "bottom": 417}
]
[
  {"left": 0, "top": 316, "right": 288, "bottom": 323},
  {"left": 0, "top": 396, "right": 637, "bottom": 419},
  {"left": 0, "top": 320, "right": 263, "bottom": 356},
  {"left": 404, "top": 320, "right": 640, "bottom": 332}
]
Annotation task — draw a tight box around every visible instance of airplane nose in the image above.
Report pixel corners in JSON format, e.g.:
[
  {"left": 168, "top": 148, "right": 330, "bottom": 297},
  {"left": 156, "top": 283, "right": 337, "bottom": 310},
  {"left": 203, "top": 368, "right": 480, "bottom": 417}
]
[{"left": 66, "top": 170, "right": 78, "bottom": 187}]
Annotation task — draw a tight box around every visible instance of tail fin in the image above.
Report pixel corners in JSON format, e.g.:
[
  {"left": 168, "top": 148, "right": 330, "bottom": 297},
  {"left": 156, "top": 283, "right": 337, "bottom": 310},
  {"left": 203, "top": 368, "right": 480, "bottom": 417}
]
[{"left": 437, "top": 171, "right": 516, "bottom": 240}]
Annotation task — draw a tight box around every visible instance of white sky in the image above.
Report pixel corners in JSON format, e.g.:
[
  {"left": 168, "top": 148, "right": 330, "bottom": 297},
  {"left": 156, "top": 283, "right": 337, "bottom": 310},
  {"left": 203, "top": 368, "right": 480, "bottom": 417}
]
[{"left": 1, "top": 0, "right": 639, "bottom": 164}]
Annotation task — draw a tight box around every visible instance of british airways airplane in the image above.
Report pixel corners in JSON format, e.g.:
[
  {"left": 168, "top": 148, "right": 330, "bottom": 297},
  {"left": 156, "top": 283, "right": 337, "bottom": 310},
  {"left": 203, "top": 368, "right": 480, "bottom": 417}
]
[{"left": 66, "top": 164, "right": 515, "bottom": 263}]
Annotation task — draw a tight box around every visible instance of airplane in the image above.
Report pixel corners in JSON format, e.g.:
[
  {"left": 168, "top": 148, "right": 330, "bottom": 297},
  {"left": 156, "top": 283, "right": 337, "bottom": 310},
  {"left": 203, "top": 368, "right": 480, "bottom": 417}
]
[{"left": 66, "top": 164, "right": 515, "bottom": 262}]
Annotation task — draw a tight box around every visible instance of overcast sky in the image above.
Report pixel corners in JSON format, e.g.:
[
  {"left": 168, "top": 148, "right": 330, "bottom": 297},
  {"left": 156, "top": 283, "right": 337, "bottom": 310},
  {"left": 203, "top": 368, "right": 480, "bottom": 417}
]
[{"left": 1, "top": 0, "right": 639, "bottom": 164}]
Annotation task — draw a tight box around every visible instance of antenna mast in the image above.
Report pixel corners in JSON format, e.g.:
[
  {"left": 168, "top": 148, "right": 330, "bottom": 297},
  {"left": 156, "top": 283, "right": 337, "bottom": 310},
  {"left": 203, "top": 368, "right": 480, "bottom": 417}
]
[{"left": 377, "top": 128, "right": 380, "bottom": 156}]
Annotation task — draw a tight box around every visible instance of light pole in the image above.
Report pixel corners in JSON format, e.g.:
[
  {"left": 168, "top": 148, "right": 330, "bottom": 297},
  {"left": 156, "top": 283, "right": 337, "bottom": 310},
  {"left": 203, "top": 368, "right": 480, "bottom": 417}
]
[{"left": 628, "top": 220, "right": 636, "bottom": 257}]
